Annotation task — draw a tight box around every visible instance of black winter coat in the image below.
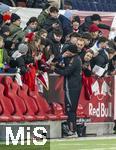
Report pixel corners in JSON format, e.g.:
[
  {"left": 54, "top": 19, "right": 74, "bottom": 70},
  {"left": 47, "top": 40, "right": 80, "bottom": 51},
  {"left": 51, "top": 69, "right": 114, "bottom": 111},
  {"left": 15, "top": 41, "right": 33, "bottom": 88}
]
[
  {"left": 55, "top": 55, "right": 82, "bottom": 90},
  {"left": 79, "top": 16, "right": 110, "bottom": 33},
  {"left": 43, "top": 15, "right": 62, "bottom": 33},
  {"left": 48, "top": 32, "right": 62, "bottom": 57}
]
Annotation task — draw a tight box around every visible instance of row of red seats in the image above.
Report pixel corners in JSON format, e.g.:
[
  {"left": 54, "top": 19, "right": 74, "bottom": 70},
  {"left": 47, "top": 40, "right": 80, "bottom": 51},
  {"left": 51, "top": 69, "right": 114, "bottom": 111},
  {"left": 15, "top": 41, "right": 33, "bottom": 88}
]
[{"left": 0, "top": 76, "right": 67, "bottom": 122}]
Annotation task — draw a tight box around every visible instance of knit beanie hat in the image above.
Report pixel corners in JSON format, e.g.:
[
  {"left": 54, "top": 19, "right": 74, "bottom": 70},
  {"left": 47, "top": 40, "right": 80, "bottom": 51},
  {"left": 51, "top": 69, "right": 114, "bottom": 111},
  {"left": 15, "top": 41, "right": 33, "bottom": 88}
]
[
  {"left": 18, "top": 43, "right": 28, "bottom": 54},
  {"left": 0, "top": 3, "right": 10, "bottom": 14},
  {"left": 89, "top": 24, "right": 100, "bottom": 32},
  {"left": 11, "top": 13, "right": 20, "bottom": 23}
]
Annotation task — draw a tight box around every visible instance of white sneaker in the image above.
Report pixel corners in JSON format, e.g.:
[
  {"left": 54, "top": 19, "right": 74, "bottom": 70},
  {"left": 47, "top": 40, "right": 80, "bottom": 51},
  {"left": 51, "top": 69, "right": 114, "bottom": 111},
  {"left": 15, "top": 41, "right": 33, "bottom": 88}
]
[{"left": 67, "top": 131, "right": 78, "bottom": 138}]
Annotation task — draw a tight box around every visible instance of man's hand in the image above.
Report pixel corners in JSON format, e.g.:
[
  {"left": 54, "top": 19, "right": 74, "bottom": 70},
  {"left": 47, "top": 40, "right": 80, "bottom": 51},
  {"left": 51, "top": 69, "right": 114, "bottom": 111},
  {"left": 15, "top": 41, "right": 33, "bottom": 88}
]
[{"left": 62, "top": 51, "right": 72, "bottom": 58}]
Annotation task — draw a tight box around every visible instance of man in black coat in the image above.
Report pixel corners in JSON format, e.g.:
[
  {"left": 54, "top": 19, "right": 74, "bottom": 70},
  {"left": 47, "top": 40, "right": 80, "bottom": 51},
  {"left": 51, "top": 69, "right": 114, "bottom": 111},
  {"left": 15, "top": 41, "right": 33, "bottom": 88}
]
[
  {"left": 51, "top": 44, "right": 82, "bottom": 136},
  {"left": 79, "top": 14, "right": 112, "bottom": 34},
  {"left": 48, "top": 29, "right": 63, "bottom": 57},
  {"left": 43, "top": 6, "right": 62, "bottom": 33}
]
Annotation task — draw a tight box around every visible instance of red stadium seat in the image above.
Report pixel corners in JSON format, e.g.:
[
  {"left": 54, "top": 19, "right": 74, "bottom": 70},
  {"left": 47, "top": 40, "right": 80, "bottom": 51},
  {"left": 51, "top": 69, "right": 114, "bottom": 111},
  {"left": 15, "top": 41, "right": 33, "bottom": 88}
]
[
  {"left": 29, "top": 86, "right": 59, "bottom": 120},
  {"left": 4, "top": 76, "right": 37, "bottom": 122},
  {"left": 18, "top": 84, "right": 46, "bottom": 121},
  {"left": 0, "top": 83, "right": 24, "bottom": 122},
  {"left": 0, "top": 102, "right": 11, "bottom": 122}
]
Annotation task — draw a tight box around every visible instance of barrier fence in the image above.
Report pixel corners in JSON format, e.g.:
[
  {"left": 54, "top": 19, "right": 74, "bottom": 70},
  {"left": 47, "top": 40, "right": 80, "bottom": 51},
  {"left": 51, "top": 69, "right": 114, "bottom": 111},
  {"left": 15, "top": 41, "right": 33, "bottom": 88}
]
[{"left": 44, "top": 75, "right": 116, "bottom": 123}]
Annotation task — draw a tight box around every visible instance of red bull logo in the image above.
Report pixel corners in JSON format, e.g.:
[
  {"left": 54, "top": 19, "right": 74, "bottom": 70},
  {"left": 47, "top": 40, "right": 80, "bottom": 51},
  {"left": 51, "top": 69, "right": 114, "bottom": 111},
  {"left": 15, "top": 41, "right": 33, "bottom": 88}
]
[
  {"left": 89, "top": 102, "right": 112, "bottom": 117},
  {"left": 92, "top": 80, "right": 112, "bottom": 101},
  {"left": 88, "top": 79, "right": 113, "bottom": 118}
]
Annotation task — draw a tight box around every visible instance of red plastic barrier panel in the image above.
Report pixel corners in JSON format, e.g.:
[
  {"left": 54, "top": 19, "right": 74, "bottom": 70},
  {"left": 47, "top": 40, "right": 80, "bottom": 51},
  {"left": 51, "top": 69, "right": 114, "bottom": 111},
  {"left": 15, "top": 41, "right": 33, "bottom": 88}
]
[{"left": 43, "top": 75, "right": 115, "bottom": 123}]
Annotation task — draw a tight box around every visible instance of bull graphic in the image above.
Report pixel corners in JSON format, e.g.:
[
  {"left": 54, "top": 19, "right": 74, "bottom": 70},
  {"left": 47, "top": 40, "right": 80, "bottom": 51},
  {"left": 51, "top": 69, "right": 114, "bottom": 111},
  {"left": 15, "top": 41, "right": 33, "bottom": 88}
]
[{"left": 92, "top": 80, "right": 112, "bottom": 100}]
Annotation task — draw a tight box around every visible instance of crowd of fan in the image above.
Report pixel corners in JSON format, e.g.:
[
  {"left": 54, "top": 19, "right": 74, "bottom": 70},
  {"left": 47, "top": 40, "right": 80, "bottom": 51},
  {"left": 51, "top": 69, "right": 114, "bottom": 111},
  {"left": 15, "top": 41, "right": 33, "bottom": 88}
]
[{"left": 0, "top": 2, "right": 116, "bottom": 91}]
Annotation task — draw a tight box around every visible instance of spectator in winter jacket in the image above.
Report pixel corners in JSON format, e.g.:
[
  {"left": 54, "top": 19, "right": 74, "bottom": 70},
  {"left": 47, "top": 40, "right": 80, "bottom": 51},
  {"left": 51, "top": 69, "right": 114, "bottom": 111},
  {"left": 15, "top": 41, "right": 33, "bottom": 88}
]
[
  {"left": 10, "top": 43, "right": 32, "bottom": 75},
  {"left": 48, "top": 29, "right": 63, "bottom": 57},
  {"left": 0, "top": 2, "right": 11, "bottom": 27},
  {"left": 58, "top": 14, "right": 72, "bottom": 43},
  {"left": 62, "top": 32, "right": 81, "bottom": 54},
  {"left": 72, "top": 16, "right": 81, "bottom": 33},
  {"left": 43, "top": 6, "right": 62, "bottom": 33},
  {"left": 89, "top": 24, "right": 101, "bottom": 47},
  {"left": 80, "top": 49, "right": 94, "bottom": 76},
  {"left": 37, "top": 5, "right": 50, "bottom": 29},
  {"left": 24, "top": 17, "right": 38, "bottom": 34},
  {"left": 8, "top": 13, "right": 24, "bottom": 44},
  {"left": 79, "top": 14, "right": 113, "bottom": 33}
]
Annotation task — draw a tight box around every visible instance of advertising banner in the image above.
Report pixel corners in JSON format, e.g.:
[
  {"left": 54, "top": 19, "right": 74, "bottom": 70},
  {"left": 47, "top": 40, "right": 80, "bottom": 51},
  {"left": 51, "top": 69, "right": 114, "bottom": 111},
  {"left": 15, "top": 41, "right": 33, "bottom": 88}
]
[
  {"left": 44, "top": 75, "right": 115, "bottom": 123},
  {"left": 78, "top": 76, "right": 114, "bottom": 122}
]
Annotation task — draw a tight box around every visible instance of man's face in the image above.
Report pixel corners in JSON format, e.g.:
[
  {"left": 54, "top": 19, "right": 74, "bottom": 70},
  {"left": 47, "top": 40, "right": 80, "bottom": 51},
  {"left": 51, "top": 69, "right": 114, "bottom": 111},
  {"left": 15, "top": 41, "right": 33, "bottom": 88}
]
[
  {"left": 50, "top": 12, "right": 58, "bottom": 18},
  {"left": 84, "top": 52, "right": 93, "bottom": 62},
  {"left": 41, "top": 33, "right": 48, "bottom": 39},
  {"left": 54, "top": 34, "right": 62, "bottom": 42},
  {"left": 72, "top": 21, "right": 80, "bottom": 30},
  {"left": 91, "top": 31, "right": 99, "bottom": 39},
  {"left": 29, "top": 21, "right": 38, "bottom": 30},
  {"left": 76, "top": 39, "right": 85, "bottom": 50},
  {"left": 14, "top": 19, "right": 21, "bottom": 26}
]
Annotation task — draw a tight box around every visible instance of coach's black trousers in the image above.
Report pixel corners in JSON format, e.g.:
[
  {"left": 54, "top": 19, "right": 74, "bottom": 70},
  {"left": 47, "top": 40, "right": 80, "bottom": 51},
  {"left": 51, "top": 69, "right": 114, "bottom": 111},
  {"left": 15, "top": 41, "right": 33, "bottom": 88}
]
[{"left": 65, "top": 88, "right": 81, "bottom": 132}]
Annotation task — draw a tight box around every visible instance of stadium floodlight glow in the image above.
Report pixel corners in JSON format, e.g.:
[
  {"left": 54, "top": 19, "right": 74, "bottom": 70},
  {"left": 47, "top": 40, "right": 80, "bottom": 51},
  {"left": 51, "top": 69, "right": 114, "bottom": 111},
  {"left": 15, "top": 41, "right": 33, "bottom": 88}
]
[{"left": 5, "top": 126, "right": 47, "bottom": 146}]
